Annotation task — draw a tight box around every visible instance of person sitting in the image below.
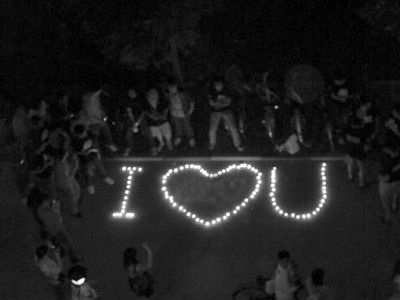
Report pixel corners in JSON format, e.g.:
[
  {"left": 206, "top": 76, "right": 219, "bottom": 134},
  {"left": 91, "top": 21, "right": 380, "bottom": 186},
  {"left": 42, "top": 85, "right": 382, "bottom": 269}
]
[{"left": 123, "top": 243, "right": 154, "bottom": 298}]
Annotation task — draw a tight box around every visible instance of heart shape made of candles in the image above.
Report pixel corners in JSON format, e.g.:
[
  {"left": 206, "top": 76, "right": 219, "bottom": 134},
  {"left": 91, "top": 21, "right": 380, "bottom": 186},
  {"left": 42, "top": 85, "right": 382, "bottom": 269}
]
[{"left": 161, "top": 164, "right": 263, "bottom": 228}]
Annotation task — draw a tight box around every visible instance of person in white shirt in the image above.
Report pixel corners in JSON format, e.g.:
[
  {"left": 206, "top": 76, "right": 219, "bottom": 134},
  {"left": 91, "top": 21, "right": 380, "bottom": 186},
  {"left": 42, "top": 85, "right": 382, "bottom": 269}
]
[{"left": 266, "top": 250, "right": 298, "bottom": 300}]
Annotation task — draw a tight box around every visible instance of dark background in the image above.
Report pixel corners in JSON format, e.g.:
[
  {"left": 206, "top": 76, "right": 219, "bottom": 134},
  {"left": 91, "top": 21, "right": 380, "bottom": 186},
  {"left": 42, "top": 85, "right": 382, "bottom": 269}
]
[{"left": 1, "top": 0, "right": 400, "bottom": 101}]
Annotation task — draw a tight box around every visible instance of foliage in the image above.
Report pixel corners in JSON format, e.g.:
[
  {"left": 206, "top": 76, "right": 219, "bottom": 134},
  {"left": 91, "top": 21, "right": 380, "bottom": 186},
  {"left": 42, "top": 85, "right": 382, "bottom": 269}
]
[{"left": 100, "top": 0, "right": 222, "bottom": 74}]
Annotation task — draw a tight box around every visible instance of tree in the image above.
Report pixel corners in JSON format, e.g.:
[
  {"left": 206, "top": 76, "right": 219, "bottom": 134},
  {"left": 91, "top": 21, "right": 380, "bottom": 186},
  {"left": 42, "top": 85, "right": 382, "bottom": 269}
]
[{"left": 100, "top": 0, "right": 222, "bottom": 84}]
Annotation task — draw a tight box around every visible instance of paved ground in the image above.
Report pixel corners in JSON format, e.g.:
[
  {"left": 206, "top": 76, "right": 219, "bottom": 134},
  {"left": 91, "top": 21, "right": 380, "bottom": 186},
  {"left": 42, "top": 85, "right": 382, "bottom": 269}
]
[{"left": 0, "top": 158, "right": 399, "bottom": 299}]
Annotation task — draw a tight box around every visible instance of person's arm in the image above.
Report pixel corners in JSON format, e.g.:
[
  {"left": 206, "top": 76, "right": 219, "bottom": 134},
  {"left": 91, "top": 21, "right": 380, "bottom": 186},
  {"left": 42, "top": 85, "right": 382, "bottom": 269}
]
[
  {"left": 86, "top": 283, "right": 98, "bottom": 298},
  {"left": 207, "top": 92, "right": 217, "bottom": 107},
  {"left": 186, "top": 94, "right": 195, "bottom": 114},
  {"left": 305, "top": 277, "right": 315, "bottom": 298},
  {"left": 162, "top": 107, "right": 169, "bottom": 117},
  {"left": 126, "top": 107, "right": 135, "bottom": 122},
  {"left": 189, "top": 101, "right": 195, "bottom": 114},
  {"left": 145, "top": 110, "right": 160, "bottom": 121},
  {"left": 143, "top": 243, "right": 153, "bottom": 269},
  {"left": 53, "top": 248, "right": 63, "bottom": 270},
  {"left": 213, "top": 95, "right": 232, "bottom": 109},
  {"left": 134, "top": 244, "right": 153, "bottom": 273},
  {"left": 289, "top": 87, "right": 303, "bottom": 104},
  {"left": 131, "top": 112, "right": 144, "bottom": 131}
]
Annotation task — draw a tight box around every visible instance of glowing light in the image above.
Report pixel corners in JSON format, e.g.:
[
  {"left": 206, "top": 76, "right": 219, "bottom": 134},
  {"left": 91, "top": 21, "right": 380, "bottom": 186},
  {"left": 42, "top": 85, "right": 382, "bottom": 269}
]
[
  {"left": 71, "top": 277, "right": 86, "bottom": 286},
  {"left": 268, "top": 162, "right": 328, "bottom": 221},
  {"left": 112, "top": 166, "right": 143, "bottom": 219},
  {"left": 161, "top": 164, "right": 263, "bottom": 228}
]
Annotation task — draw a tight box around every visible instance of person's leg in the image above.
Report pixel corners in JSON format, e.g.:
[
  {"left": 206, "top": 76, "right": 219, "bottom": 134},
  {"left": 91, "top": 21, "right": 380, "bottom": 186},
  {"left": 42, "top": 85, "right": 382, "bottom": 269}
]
[
  {"left": 140, "top": 119, "right": 155, "bottom": 154},
  {"left": 182, "top": 115, "right": 195, "bottom": 146},
  {"left": 70, "top": 177, "right": 81, "bottom": 215},
  {"left": 380, "top": 180, "right": 395, "bottom": 222},
  {"left": 172, "top": 117, "right": 183, "bottom": 146},
  {"left": 160, "top": 122, "right": 173, "bottom": 150},
  {"left": 150, "top": 126, "right": 164, "bottom": 153},
  {"left": 90, "top": 122, "right": 117, "bottom": 152},
  {"left": 355, "top": 159, "right": 365, "bottom": 187},
  {"left": 344, "top": 155, "right": 354, "bottom": 180},
  {"left": 85, "top": 160, "right": 96, "bottom": 194},
  {"left": 222, "top": 112, "right": 243, "bottom": 150},
  {"left": 124, "top": 128, "right": 134, "bottom": 156},
  {"left": 91, "top": 154, "right": 113, "bottom": 185},
  {"left": 209, "top": 113, "right": 221, "bottom": 149}
]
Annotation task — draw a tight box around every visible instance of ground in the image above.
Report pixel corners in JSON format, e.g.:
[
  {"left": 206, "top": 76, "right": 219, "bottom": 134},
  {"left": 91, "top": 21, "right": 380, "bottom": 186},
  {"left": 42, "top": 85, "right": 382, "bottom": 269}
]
[{"left": 0, "top": 158, "right": 399, "bottom": 300}]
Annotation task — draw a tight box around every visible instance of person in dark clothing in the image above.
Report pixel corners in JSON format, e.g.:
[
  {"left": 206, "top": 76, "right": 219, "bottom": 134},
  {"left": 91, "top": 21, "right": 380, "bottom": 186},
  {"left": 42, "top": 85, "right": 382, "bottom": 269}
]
[
  {"left": 122, "top": 87, "right": 154, "bottom": 157},
  {"left": 328, "top": 70, "right": 356, "bottom": 141},
  {"left": 143, "top": 87, "right": 172, "bottom": 155},
  {"left": 343, "top": 100, "right": 375, "bottom": 188},
  {"left": 37, "top": 194, "right": 81, "bottom": 264},
  {"left": 50, "top": 91, "right": 74, "bottom": 131},
  {"left": 70, "top": 121, "right": 113, "bottom": 195},
  {"left": 207, "top": 77, "right": 243, "bottom": 152}
]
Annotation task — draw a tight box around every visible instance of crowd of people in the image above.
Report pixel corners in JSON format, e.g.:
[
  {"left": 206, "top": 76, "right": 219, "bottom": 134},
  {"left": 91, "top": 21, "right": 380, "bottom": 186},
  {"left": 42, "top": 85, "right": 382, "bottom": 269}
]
[
  {"left": 263, "top": 250, "right": 334, "bottom": 300},
  {"left": 1, "top": 67, "right": 400, "bottom": 299}
]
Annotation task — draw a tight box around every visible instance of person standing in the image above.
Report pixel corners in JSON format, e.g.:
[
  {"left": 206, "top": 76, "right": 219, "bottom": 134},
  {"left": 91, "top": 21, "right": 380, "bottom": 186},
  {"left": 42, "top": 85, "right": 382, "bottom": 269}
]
[
  {"left": 207, "top": 77, "right": 244, "bottom": 152},
  {"left": 166, "top": 80, "right": 196, "bottom": 148},
  {"left": 343, "top": 98, "right": 375, "bottom": 188},
  {"left": 79, "top": 89, "right": 118, "bottom": 153},
  {"left": 265, "top": 250, "right": 299, "bottom": 300},
  {"left": 122, "top": 87, "right": 155, "bottom": 157}
]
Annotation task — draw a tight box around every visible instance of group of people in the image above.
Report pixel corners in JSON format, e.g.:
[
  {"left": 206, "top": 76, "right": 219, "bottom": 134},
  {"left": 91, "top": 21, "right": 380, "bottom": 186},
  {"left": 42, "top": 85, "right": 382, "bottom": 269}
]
[
  {"left": 263, "top": 250, "right": 334, "bottom": 300},
  {"left": 113, "top": 77, "right": 245, "bottom": 156},
  {"left": 0, "top": 87, "right": 156, "bottom": 298},
  {"left": 2, "top": 68, "right": 400, "bottom": 299}
]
